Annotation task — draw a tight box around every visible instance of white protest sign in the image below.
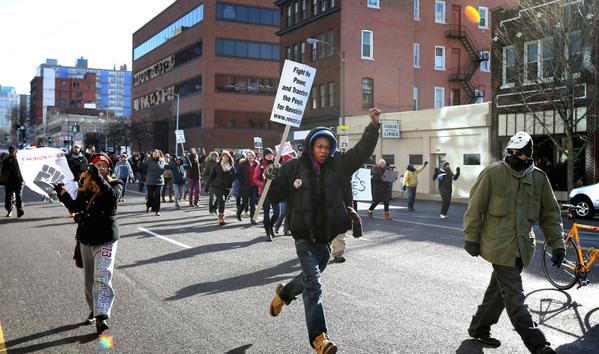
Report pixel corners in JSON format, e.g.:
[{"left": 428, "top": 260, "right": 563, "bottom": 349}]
[
  {"left": 351, "top": 168, "right": 372, "bottom": 201},
  {"left": 16, "top": 147, "right": 78, "bottom": 200},
  {"left": 175, "top": 130, "right": 186, "bottom": 144},
  {"left": 339, "top": 136, "right": 349, "bottom": 149},
  {"left": 274, "top": 141, "right": 295, "bottom": 156},
  {"left": 270, "top": 60, "right": 316, "bottom": 128},
  {"left": 382, "top": 121, "right": 401, "bottom": 139},
  {"left": 253, "top": 137, "right": 263, "bottom": 149}
]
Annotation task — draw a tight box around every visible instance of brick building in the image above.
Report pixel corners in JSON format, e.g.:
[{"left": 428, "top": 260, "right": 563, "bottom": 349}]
[
  {"left": 275, "top": 0, "right": 516, "bottom": 130},
  {"left": 132, "top": 0, "right": 283, "bottom": 153},
  {"left": 490, "top": 1, "right": 598, "bottom": 195}
]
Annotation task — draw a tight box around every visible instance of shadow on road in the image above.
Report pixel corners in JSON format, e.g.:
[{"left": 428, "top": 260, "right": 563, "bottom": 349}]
[
  {"left": 225, "top": 343, "right": 253, "bottom": 353},
  {"left": 0, "top": 216, "right": 64, "bottom": 226},
  {"left": 455, "top": 339, "right": 483, "bottom": 354},
  {"left": 118, "top": 236, "right": 265, "bottom": 269},
  {"left": 4, "top": 322, "right": 98, "bottom": 353},
  {"left": 555, "top": 324, "right": 599, "bottom": 354},
  {"left": 165, "top": 258, "right": 300, "bottom": 300}
]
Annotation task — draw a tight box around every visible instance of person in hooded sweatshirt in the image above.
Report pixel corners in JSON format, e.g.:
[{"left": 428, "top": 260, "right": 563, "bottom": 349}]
[
  {"left": 402, "top": 160, "right": 428, "bottom": 211},
  {"left": 433, "top": 161, "right": 460, "bottom": 219},
  {"left": 463, "top": 132, "right": 564, "bottom": 354},
  {"left": 113, "top": 153, "right": 134, "bottom": 202},
  {"left": 167, "top": 156, "right": 188, "bottom": 210},
  {"left": 144, "top": 149, "right": 165, "bottom": 216},
  {"left": 202, "top": 151, "right": 219, "bottom": 213},
  {"left": 54, "top": 153, "right": 123, "bottom": 334},
  {"left": 205, "top": 151, "right": 235, "bottom": 225},
  {"left": 267, "top": 108, "right": 380, "bottom": 354},
  {"left": 254, "top": 148, "right": 280, "bottom": 241}
]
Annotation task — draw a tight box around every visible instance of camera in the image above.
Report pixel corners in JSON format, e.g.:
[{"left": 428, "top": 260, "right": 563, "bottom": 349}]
[{"left": 73, "top": 212, "right": 87, "bottom": 224}]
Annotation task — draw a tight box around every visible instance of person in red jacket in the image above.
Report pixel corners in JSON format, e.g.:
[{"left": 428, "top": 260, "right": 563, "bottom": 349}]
[{"left": 253, "top": 148, "right": 279, "bottom": 241}]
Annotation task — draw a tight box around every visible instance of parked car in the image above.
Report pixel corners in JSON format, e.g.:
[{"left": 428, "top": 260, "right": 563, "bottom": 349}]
[{"left": 568, "top": 182, "right": 599, "bottom": 218}]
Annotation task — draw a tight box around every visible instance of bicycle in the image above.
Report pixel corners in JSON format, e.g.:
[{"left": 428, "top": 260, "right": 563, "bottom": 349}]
[{"left": 543, "top": 204, "right": 599, "bottom": 290}]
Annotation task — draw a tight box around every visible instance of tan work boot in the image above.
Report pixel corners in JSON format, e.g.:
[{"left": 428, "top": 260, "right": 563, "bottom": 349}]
[
  {"left": 313, "top": 333, "right": 338, "bottom": 354},
  {"left": 368, "top": 210, "right": 373, "bottom": 218},
  {"left": 384, "top": 211, "right": 391, "bottom": 220},
  {"left": 269, "top": 283, "right": 286, "bottom": 316},
  {"left": 218, "top": 213, "right": 225, "bottom": 226}
]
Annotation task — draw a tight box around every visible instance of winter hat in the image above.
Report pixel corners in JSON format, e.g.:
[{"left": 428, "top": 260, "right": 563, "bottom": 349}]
[
  {"left": 507, "top": 131, "right": 533, "bottom": 158},
  {"left": 90, "top": 153, "right": 113, "bottom": 169},
  {"left": 263, "top": 148, "right": 274, "bottom": 156},
  {"left": 308, "top": 129, "right": 337, "bottom": 157}
]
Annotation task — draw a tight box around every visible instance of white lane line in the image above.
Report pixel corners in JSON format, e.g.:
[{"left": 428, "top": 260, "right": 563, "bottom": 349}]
[
  {"left": 388, "top": 218, "right": 464, "bottom": 232},
  {"left": 138, "top": 227, "right": 192, "bottom": 249}
]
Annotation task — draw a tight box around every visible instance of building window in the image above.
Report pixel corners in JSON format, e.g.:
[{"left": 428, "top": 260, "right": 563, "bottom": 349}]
[
  {"left": 311, "top": 87, "right": 317, "bottom": 109},
  {"left": 503, "top": 46, "right": 515, "bottom": 86},
  {"left": 474, "top": 89, "right": 484, "bottom": 103},
  {"left": 362, "top": 78, "right": 374, "bottom": 108},
  {"left": 287, "top": 5, "right": 292, "bottom": 27},
  {"left": 434, "top": 87, "right": 445, "bottom": 108},
  {"left": 321, "top": 0, "right": 326, "bottom": 12},
  {"left": 300, "top": 42, "right": 306, "bottom": 63},
  {"left": 294, "top": 1, "right": 300, "bottom": 24},
  {"left": 413, "top": 86, "right": 419, "bottom": 111},
  {"left": 287, "top": 46, "right": 292, "bottom": 60},
  {"left": 480, "top": 50, "right": 490, "bottom": 72},
  {"left": 294, "top": 43, "right": 300, "bottom": 62},
  {"left": 302, "top": 0, "right": 307, "bottom": 20},
  {"left": 361, "top": 30, "right": 373, "bottom": 59},
  {"left": 329, "top": 0, "right": 335, "bottom": 7},
  {"left": 409, "top": 154, "right": 423, "bottom": 165},
  {"left": 434, "top": 46, "right": 445, "bottom": 70},
  {"left": 216, "top": 3, "right": 279, "bottom": 27},
  {"left": 312, "top": 0, "right": 318, "bottom": 16},
  {"left": 525, "top": 40, "right": 539, "bottom": 82},
  {"left": 319, "top": 84, "right": 326, "bottom": 108},
  {"left": 327, "top": 31, "right": 334, "bottom": 57},
  {"left": 318, "top": 33, "right": 326, "bottom": 59},
  {"left": 478, "top": 7, "right": 488, "bottom": 29},
  {"left": 414, "top": 0, "right": 420, "bottom": 20},
  {"left": 568, "top": 31, "right": 586, "bottom": 73},
  {"left": 435, "top": 1, "right": 446, "bottom": 24},
  {"left": 328, "top": 82, "right": 334, "bottom": 107},
  {"left": 463, "top": 154, "right": 481, "bottom": 165},
  {"left": 311, "top": 41, "right": 317, "bottom": 61},
  {"left": 413, "top": 43, "right": 420, "bottom": 68},
  {"left": 216, "top": 39, "right": 279, "bottom": 61},
  {"left": 542, "top": 38, "right": 554, "bottom": 79},
  {"left": 368, "top": 0, "right": 380, "bottom": 8}
]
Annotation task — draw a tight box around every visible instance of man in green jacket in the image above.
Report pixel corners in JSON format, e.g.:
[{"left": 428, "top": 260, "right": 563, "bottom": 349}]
[{"left": 463, "top": 132, "right": 565, "bottom": 354}]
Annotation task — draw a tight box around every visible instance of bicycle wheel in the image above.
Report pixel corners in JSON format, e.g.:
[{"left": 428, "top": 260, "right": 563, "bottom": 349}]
[{"left": 543, "top": 238, "right": 579, "bottom": 290}]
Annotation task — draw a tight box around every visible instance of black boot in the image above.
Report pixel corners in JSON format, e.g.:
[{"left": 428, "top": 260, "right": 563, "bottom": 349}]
[
  {"left": 95, "top": 315, "right": 109, "bottom": 333},
  {"left": 264, "top": 221, "right": 273, "bottom": 242},
  {"left": 236, "top": 208, "right": 242, "bottom": 222}
]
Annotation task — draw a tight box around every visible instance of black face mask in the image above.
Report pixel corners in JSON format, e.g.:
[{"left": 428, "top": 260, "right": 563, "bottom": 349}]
[{"left": 505, "top": 155, "right": 532, "bottom": 172}]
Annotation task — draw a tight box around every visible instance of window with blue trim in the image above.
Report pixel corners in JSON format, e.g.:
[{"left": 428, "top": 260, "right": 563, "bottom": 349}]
[
  {"left": 216, "top": 39, "right": 279, "bottom": 61},
  {"left": 216, "top": 3, "right": 279, "bottom": 27},
  {"left": 134, "top": 4, "right": 204, "bottom": 61}
]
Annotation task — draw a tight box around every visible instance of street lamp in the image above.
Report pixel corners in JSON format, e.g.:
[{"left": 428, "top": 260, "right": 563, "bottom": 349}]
[
  {"left": 174, "top": 92, "right": 180, "bottom": 156},
  {"left": 306, "top": 37, "right": 346, "bottom": 127}
]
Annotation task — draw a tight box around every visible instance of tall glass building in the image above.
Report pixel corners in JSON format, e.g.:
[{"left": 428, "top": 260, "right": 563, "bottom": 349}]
[
  {"left": 0, "top": 85, "right": 18, "bottom": 134},
  {"left": 34, "top": 58, "right": 132, "bottom": 119}
]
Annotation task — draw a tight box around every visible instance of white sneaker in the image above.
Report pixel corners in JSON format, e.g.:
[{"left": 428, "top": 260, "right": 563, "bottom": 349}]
[{"left": 440, "top": 214, "right": 448, "bottom": 219}]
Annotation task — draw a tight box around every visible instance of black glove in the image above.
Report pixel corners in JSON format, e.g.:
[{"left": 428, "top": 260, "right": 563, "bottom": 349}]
[
  {"left": 87, "top": 164, "right": 99, "bottom": 178},
  {"left": 265, "top": 165, "right": 280, "bottom": 180},
  {"left": 424, "top": 161, "right": 429, "bottom": 166},
  {"left": 52, "top": 182, "right": 65, "bottom": 194},
  {"left": 464, "top": 241, "right": 480, "bottom": 257},
  {"left": 551, "top": 248, "right": 565, "bottom": 267},
  {"left": 456, "top": 167, "right": 460, "bottom": 173}
]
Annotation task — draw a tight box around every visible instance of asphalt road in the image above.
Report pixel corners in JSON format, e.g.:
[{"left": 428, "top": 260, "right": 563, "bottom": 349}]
[{"left": 0, "top": 185, "right": 598, "bottom": 354}]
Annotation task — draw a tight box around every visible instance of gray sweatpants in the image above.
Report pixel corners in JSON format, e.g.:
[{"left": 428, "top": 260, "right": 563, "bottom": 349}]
[{"left": 80, "top": 240, "right": 118, "bottom": 318}]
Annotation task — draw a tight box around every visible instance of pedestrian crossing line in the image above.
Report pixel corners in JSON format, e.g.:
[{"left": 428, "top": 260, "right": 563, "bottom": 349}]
[
  {"left": 0, "top": 319, "right": 6, "bottom": 353},
  {"left": 138, "top": 227, "right": 192, "bottom": 249}
]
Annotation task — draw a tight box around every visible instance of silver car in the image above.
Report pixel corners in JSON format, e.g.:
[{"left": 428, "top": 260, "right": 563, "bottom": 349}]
[{"left": 568, "top": 182, "right": 599, "bottom": 218}]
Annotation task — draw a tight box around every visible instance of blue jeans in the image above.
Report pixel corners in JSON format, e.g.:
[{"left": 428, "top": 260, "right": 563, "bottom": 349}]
[
  {"left": 407, "top": 186, "right": 417, "bottom": 210},
  {"left": 119, "top": 178, "right": 128, "bottom": 198},
  {"left": 274, "top": 201, "right": 289, "bottom": 234},
  {"left": 279, "top": 240, "right": 332, "bottom": 346}
]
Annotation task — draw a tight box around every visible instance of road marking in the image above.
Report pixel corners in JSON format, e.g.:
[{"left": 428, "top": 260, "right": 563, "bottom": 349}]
[
  {"left": 0, "top": 320, "right": 6, "bottom": 353},
  {"left": 388, "top": 218, "right": 464, "bottom": 232},
  {"left": 138, "top": 227, "right": 192, "bottom": 249}
]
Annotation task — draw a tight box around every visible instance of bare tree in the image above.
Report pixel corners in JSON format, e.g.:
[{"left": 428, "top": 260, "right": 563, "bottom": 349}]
[
  {"left": 129, "top": 122, "right": 153, "bottom": 154},
  {"left": 492, "top": 0, "right": 597, "bottom": 192}
]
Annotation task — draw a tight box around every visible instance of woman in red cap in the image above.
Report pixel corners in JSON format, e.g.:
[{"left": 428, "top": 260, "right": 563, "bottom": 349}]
[{"left": 54, "top": 153, "right": 123, "bottom": 334}]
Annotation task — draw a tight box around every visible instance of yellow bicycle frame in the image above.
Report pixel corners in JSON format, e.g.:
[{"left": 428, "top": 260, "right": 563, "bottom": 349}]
[{"left": 564, "top": 223, "right": 599, "bottom": 273}]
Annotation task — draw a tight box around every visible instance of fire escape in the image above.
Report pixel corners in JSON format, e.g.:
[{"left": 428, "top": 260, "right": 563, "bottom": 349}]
[{"left": 445, "top": 24, "right": 487, "bottom": 104}]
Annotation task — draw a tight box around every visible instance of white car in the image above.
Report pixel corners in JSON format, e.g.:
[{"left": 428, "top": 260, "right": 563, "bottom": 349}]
[{"left": 568, "top": 183, "right": 599, "bottom": 218}]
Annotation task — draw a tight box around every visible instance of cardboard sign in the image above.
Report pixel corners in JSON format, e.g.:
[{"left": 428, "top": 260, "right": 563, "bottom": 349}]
[
  {"left": 16, "top": 147, "right": 78, "bottom": 200},
  {"left": 274, "top": 141, "right": 295, "bottom": 156},
  {"left": 253, "top": 137, "right": 263, "bottom": 149},
  {"left": 175, "top": 130, "right": 186, "bottom": 143},
  {"left": 382, "top": 170, "right": 399, "bottom": 183},
  {"left": 270, "top": 60, "right": 317, "bottom": 128},
  {"left": 382, "top": 121, "right": 401, "bottom": 139},
  {"left": 351, "top": 168, "right": 372, "bottom": 202}
]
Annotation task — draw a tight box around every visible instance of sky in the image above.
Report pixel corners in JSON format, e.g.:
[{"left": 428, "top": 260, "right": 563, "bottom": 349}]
[{"left": 0, "top": 0, "right": 176, "bottom": 94}]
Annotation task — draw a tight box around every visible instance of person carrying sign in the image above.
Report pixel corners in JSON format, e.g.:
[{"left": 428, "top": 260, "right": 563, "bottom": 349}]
[
  {"left": 1, "top": 146, "right": 24, "bottom": 218},
  {"left": 267, "top": 108, "right": 381, "bottom": 354}
]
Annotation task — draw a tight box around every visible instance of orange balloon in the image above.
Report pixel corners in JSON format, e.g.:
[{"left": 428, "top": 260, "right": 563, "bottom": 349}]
[{"left": 464, "top": 5, "right": 480, "bottom": 24}]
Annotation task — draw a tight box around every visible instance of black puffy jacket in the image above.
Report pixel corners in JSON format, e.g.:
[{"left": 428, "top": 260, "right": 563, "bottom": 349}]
[
  {"left": 270, "top": 122, "right": 379, "bottom": 243},
  {"left": 59, "top": 177, "right": 123, "bottom": 246}
]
